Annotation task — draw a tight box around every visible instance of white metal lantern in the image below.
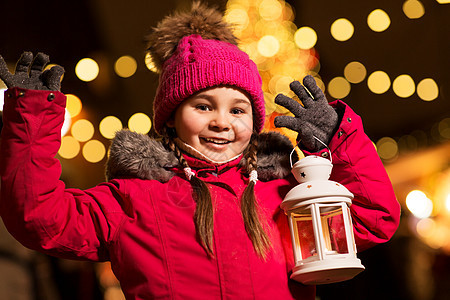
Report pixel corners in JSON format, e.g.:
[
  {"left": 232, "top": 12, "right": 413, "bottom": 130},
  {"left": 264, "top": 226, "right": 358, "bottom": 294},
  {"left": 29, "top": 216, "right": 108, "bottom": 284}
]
[{"left": 281, "top": 155, "right": 365, "bottom": 285}]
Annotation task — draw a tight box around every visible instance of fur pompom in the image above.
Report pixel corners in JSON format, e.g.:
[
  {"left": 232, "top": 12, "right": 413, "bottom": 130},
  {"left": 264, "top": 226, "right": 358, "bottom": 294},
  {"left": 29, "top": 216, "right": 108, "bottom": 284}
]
[{"left": 145, "top": 1, "right": 238, "bottom": 72}]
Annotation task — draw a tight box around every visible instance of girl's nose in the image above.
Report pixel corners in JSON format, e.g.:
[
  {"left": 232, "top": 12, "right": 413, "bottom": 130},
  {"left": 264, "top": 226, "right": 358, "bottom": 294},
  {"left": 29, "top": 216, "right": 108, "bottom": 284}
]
[{"left": 210, "top": 113, "right": 230, "bottom": 131}]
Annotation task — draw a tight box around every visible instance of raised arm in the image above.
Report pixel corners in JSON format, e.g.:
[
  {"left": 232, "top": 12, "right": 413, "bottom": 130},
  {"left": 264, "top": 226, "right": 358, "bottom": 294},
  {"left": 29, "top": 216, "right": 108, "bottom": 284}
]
[{"left": 0, "top": 53, "right": 123, "bottom": 261}]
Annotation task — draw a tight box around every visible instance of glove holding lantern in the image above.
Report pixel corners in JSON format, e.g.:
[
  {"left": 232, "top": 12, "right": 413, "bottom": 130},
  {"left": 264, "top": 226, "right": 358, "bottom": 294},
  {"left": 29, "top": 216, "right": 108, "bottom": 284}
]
[{"left": 274, "top": 76, "right": 365, "bottom": 285}]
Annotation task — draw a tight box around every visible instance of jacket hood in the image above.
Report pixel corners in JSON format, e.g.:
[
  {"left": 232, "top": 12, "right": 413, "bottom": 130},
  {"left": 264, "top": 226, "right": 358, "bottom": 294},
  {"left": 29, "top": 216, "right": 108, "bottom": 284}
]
[{"left": 106, "top": 130, "right": 297, "bottom": 182}]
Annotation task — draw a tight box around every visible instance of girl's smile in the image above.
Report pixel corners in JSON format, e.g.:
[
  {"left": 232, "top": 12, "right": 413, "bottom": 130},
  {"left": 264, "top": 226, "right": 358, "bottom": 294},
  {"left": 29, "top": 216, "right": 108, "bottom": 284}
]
[{"left": 167, "top": 86, "right": 254, "bottom": 162}]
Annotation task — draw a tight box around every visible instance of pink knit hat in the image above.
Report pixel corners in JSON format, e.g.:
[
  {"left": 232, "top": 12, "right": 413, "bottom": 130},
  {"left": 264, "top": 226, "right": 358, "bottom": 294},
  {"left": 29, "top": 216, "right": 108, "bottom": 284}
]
[{"left": 153, "top": 34, "right": 265, "bottom": 134}]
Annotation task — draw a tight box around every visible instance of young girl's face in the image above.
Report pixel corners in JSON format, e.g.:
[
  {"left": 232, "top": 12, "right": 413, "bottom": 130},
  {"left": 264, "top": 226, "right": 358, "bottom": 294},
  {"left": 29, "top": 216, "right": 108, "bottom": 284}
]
[{"left": 167, "top": 86, "right": 254, "bottom": 162}]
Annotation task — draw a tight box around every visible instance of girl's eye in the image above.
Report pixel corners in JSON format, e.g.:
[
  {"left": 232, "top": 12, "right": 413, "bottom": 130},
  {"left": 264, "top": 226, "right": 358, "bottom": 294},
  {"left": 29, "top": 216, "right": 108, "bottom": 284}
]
[
  {"left": 231, "top": 108, "right": 245, "bottom": 115},
  {"left": 196, "top": 104, "right": 211, "bottom": 111}
]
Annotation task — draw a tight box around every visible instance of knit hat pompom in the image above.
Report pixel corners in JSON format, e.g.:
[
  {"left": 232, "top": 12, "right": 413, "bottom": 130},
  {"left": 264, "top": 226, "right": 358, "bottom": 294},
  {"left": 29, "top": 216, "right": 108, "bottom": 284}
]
[{"left": 145, "top": 1, "right": 238, "bottom": 73}]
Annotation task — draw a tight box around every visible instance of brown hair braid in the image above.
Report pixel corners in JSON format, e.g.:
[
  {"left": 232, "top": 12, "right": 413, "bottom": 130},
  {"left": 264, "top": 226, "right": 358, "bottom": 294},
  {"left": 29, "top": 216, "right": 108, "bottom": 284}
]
[
  {"left": 241, "top": 135, "right": 272, "bottom": 259},
  {"left": 162, "top": 137, "right": 215, "bottom": 256}
]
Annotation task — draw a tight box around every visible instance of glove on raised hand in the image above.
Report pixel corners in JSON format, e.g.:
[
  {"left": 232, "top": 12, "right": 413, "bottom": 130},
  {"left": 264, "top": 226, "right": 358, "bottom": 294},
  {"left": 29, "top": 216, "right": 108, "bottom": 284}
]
[
  {"left": 274, "top": 75, "right": 338, "bottom": 152},
  {"left": 0, "top": 52, "right": 64, "bottom": 91}
]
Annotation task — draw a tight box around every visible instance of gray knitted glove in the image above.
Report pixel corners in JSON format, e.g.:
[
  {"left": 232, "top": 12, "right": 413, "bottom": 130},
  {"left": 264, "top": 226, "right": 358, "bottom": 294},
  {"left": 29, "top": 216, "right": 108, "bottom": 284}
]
[
  {"left": 274, "top": 75, "right": 338, "bottom": 152},
  {"left": 0, "top": 52, "right": 64, "bottom": 91}
]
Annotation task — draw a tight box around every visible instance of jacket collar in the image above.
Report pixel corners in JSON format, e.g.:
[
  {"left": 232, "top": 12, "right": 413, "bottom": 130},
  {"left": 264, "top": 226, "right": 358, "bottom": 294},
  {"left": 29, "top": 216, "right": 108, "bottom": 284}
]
[{"left": 105, "top": 130, "right": 297, "bottom": 182}]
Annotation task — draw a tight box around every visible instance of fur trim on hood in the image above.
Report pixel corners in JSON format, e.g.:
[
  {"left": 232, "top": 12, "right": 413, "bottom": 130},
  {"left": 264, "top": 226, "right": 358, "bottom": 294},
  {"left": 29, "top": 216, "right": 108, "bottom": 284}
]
[{"left": 106, "top": 130, "right": 297, "bottom": 182}]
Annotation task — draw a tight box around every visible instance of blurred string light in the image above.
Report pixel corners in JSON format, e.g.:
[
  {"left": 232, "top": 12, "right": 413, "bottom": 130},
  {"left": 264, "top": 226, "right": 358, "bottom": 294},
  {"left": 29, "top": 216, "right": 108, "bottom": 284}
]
[
  {"left": 393, "top": 74, "right": 415, "bottom": 98},
  {"left": 71, "top": 119, "right": 95, "bottom": 142},
  {"left": 75, "top": 58, "right": 99, "bottom": 82},
  {"left": 406, "top": 190, "right": 433, "bottom": 219},
  {"left": 403, "top": 0, "right": 425, "bottom": 19},
  {"left": 417, "top": 78, "right": 439, "bottom": 101},
  {"left": 367, "top": 9, "right": 391, "bottom": 32},
  {"left": 330, "top": 18, "right": 354, "bottom": 41},
  {"left": 294, "top": 27, "right": 317, "bottom": 49},
  {"left": 66, "top": 94, "right": 83, "bottom": 117},
  {"left": 59, "top": 136, "right": 81, "bottom": 159},
  {"left": 367, "top": 71, "right": 391, "bottom": 94},
  {"left": 344, "top": 61, "right": 367, "bottom": 84},
  {"left": 376, "top": 137, "right": 398, "bottom": 160},
  {"left": 128, "top": 113, "right": 152, "bottom": 134},
  {"left": 114, "top": 55, "right": 137, "bottom": 78},
  {"left": 436, "top": 0, "right": 450, "bottom": 4},
  {"left": 100, "top": 116, "right": 123, "bottom": 139},
  {"left": 327, "top": 77, "right": 351, "bottom": 99},
  {"left": 83, "top": 140, "right": 106, "bottom": 163}
]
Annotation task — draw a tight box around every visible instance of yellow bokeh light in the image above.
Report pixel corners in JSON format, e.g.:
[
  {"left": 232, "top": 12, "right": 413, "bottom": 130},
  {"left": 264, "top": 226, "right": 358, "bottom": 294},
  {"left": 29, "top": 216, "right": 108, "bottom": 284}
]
[
  {"left": 367, "top": 9, "right": 391, "bottom": 32},
  {"left": 224, "top": 8, "right": 250, "bottom": 32},
  {"left": 294, "top": 27, "right": 317, "bottom": 50},
  {"left": 144, "top": 52, "right": 158, "bottom": 73},
  {"left": 128, "top": 113, "right": 152, "bottom": 134},
  {"left": 367, "top": 71, "right": 391, "bottom": 94},
  {"left": 436, "top": 0, "right": 450, "bottom": 4},
  {"left": 403, "top": 0, "right": 425, "bottom": 19},
  {"left": 393, "top": 74, "right": 415, "bottom": 98},
  {"left": 58, "top": 136, "right": 80, "bottom": 159},
  {"left": 344, "top": 61, "right": 367, "bottom": 84},
  {"left": 406, "top": 190, "right": 433, "bottom": 219},
  {"left": 376, "top": 136, "right": 398, "bottom": 160},
  {"left": 82, "top": 140, "right": 106, "bottom": 163},
  {"left": 71, "top": 119, "right": 95, "bottom": 142},
  {"left": 330, "top": 18, "right": 354, "bottom": 42},
  {"left": 257, "top": 35, "right": 280, "bottom": 57},
  {"left": 417, "top": 78, "right": 439, "bottom": 101},
  {"left": 327, "top": 77, "right": 351, "bottom": 99},
  {"left": 61, "top": 109, "right": 72, "bottom": 137},
  {"left": 66, "top": 94, "right": 82, "bottom": 118},
  {"left": 75, "top": 58, "right": 99, "bottom": 82},
  {"left": 114, "top": 55, "right": 137, "bottom": 78},
  {"left": 100, "top": 116, "right": 123, "bottom": 139},
  {"left": 416, "top": 218, "right": 435, "bottom": 238},
  {"left": 259, "top": 0, "right": 283, "bottom": 21}
]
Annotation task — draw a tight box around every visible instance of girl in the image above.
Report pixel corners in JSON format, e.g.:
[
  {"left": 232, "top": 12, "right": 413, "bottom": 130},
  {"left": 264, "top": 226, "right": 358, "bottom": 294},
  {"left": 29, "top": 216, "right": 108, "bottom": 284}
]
[{"left": 0, "top": 2, "right": 400, "bottom": 299}]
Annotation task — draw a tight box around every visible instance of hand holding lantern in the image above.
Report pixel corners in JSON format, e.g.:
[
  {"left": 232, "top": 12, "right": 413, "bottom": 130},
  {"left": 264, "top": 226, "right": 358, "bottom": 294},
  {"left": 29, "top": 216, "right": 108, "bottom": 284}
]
[{"left": 281, "top": 147, "right": 364, "bottom": 285}]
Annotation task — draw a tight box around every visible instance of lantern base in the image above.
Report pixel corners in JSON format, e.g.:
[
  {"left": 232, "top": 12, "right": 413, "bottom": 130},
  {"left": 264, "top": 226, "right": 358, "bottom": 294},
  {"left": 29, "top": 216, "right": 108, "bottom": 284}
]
[{"left": 291, "top": 257, "right": 365, "bottom": 285}]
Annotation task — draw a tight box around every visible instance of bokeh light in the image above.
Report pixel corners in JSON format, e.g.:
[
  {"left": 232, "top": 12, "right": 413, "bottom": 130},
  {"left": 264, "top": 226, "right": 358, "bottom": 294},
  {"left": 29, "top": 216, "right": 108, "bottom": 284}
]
[
  {"left": 367, "top": 9, "right": 391, "bottom": 32},
  {"left": 257, "top": 35, "right": 281, "bottom": 57},
  {"left": 259, "top": 0, "right": 283, "bottom": 21},
  {"left": 294, "top": 27, "right": 317, "bottom": 50},
  {"left": 403, "top": 0, "right": 425, "bottom": 19},
  {"left": 376, "top": 137, "right": 398, "bottom": 160},
  {"left": 224, "top": 7, "right": 249, "bottom": 32},
  {"left": 114, "top": 55, "right": 137, "bottom": 78},
  {"left": 367, "top": 71, "right": 391, "bottom": 94},
  {"left": 66, "top": 94, "right": 83, "bottom": 118},
  {"left": 144, "top": 52, "right": 158, "bottom": 73},
  {"left": 327, "top": 77, "right": 351, "bottom": 99},
  {"left": 393, "top": 74, "right": 415, "bottom": 98},
  {"left": 100, "top": 116, "right": 123, "bottom": 139},
  {"left": 71, "top": 119, "right": 95, "bottom": 142},
  {"left": 406, "top": 190, "right": 433, "bottom": 219},
  {"left": 58, "top": 136, "right": 80, "bottom": 159},
  {"left": 344, "top": 61, "right": 367, "bottom": 84},
  {"left": 128, "top": 113, "right": 152, "bottom": 134},
  {"left": 75, "top": 58, "right": 99, "bottom": 82},
  {"left": 82, "top": 140, "right": 106, "bottom": 163},
  {"left": 417, "top": 78, "right": 439, "bottom": 101},
  {"left": 330, "top": 18, "right": 354, "bottom": 41}
]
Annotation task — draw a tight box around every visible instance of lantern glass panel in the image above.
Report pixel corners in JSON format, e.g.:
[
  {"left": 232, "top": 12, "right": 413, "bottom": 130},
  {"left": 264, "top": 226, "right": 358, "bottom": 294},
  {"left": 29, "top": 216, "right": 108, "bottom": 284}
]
[
  {"left": 293, "top": 211, "right": 317, "bottom": 261},
  {"left": 319, "top": 205, "right": 348, "bottom": 255}
]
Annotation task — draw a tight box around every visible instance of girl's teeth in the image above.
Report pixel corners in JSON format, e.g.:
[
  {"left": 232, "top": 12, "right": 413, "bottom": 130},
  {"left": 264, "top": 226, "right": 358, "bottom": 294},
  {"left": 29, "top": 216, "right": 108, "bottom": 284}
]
[{"left": 204, "top": 138, "right": 228, "bottom": 144}]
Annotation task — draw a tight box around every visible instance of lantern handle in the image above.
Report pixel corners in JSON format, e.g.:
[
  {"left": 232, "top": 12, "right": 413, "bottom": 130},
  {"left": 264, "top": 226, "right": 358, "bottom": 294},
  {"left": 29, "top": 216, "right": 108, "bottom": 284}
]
[{"left": 289, "top": 136, "right": 332, "bottom": 168}]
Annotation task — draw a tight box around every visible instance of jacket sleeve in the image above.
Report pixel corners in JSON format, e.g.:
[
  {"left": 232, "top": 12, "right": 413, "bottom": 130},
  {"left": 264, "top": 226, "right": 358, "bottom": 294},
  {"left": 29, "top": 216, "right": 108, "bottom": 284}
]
[
  {"left": 0, "top": 88, "right": 124, "bottom": 261},
  {"left": 302, "top": 100, "right": 401, "bottom": 252}
]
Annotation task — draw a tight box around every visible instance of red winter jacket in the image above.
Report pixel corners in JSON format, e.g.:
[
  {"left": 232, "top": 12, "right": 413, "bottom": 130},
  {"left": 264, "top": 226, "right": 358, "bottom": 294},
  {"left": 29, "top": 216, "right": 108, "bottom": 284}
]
[{"left": 0, "top": 88, "right": 400, "bottom": 299}]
